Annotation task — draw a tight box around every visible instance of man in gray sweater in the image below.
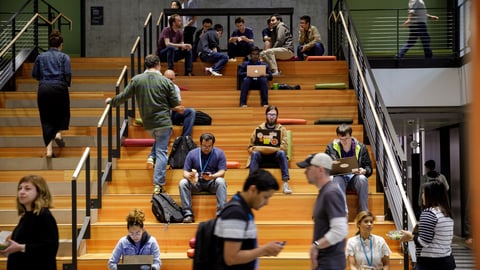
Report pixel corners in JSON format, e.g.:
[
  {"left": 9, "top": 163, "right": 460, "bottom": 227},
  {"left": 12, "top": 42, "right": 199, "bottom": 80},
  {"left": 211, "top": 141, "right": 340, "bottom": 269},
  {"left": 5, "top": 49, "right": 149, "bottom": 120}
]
[{"left": 260, "top": 14, "right": 294, "bottom": 76}]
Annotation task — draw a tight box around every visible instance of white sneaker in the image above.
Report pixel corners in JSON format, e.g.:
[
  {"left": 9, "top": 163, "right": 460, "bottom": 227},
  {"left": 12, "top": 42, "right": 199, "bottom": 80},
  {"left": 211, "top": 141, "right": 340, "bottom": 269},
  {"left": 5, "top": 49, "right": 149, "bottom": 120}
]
[
  {"left": 283, "top": 182, "right": 292, "bottom": 194},
  {"left": 272, "top": 71, "right": 281, "bottom": 76},
  {"left": 205, "top": 67, "right": 212, "bottom": 75},
  {"left": 146, "top": 156, "right": 155, "bottom": 169},
  {"left": 210, "top": 69, "right": 222, "bottom": 76}
]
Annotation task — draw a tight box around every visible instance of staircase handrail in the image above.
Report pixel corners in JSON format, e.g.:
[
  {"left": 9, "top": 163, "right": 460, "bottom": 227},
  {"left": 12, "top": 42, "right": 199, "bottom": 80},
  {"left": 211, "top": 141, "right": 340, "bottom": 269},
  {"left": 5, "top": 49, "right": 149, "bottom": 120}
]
[{"left": 0, "top": 12, "right": 72, "bottom": 58}]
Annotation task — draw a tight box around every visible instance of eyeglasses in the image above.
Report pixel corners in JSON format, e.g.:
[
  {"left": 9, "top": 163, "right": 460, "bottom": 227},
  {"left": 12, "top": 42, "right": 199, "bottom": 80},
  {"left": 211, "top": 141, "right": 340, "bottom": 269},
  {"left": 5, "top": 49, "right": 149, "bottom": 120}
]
[{"left": 267, "top": 113, "right": 277, "bottom": 117}]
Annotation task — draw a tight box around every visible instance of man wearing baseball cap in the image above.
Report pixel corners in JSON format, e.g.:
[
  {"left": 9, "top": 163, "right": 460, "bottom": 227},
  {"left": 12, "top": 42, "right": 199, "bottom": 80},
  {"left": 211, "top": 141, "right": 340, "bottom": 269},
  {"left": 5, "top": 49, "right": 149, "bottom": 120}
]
[{"left": 297, "top": 153, "right": 348, "bottom": 270}]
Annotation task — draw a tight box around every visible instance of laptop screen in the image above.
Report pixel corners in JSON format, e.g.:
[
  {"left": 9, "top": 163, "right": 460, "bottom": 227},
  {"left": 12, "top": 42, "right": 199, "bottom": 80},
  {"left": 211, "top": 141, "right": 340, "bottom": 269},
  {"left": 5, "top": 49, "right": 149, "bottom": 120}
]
[
  {"left": 254, "top": 129, "right": 281, "bottom": 147},
  {"left": 246, "top": 65, "right": 266, "bottom": 77}
]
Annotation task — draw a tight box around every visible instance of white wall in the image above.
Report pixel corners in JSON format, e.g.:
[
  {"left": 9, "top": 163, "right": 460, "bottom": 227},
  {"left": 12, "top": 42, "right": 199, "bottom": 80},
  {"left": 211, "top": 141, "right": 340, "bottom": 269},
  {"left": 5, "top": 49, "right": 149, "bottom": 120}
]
[{"left": 373, "top": 65, "right": 471, "bottom": 107}]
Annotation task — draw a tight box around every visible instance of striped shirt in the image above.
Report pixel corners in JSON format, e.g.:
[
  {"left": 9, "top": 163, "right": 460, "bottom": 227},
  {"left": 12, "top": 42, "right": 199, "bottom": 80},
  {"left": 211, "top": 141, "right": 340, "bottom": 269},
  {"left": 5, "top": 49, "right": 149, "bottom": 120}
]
[{"left": 415, "top": 207, "right": 454, "bottom": 258}]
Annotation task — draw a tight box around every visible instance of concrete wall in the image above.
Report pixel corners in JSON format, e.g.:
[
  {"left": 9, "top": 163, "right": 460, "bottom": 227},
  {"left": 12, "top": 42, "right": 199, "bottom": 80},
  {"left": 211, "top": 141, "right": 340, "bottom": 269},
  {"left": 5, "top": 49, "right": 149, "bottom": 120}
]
[{"left": 85, "top": 0, "right": 330, "bottom": 57}]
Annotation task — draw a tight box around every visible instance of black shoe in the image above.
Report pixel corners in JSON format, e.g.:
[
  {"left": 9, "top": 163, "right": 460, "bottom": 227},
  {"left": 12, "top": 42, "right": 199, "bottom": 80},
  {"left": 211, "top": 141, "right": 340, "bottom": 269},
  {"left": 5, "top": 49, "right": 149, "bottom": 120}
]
[
  {"left": 54, "top": 137, "right": 65, "bottom": 148},
  {"left": 183, "top": 216, "right": 194, "bottom": 223}
]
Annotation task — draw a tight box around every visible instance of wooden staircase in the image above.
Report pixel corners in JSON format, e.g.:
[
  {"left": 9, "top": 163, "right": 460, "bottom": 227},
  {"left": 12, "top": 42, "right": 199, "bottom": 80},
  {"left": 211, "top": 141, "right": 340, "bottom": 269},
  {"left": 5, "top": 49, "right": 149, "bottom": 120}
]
[{"left": 0, "top": 57, "right": 406, "bottom": 269}]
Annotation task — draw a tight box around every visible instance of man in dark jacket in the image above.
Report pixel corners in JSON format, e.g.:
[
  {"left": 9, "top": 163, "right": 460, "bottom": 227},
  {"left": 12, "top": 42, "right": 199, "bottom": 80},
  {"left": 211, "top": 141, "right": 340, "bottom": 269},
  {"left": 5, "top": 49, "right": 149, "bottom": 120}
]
[
  {"left": 325, "top": 124, "right": 372, "bottom": 214},
  {"left": 197, "top": 23, "right": 228, "bottom": 76},
  {"left": 238, "top": 46, "right": 272, "bottom": 107}
]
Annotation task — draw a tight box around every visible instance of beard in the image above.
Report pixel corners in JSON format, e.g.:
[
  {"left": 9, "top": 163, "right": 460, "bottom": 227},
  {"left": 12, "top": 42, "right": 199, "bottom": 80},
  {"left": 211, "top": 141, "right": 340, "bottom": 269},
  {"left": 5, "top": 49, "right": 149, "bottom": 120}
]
[{"left": 266, "top": 118, "right": 277, "bottom": 126}]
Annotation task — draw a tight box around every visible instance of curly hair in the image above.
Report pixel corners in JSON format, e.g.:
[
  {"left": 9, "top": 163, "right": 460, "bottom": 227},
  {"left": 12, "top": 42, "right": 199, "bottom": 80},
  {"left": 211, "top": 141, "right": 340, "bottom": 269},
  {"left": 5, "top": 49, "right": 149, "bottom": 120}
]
[
  {"left": 16, "top": 174, "right": 53, "bottom": 216},
  {"left": 126, "top": 208, "right": 146, "bottom": 229}
]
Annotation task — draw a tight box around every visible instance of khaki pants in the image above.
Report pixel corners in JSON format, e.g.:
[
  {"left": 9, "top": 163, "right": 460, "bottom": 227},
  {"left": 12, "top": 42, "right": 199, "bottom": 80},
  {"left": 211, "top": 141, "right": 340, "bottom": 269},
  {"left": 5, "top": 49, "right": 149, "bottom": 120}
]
[{"left": 260, "top": 47, "right": 294, "bottom": 71}]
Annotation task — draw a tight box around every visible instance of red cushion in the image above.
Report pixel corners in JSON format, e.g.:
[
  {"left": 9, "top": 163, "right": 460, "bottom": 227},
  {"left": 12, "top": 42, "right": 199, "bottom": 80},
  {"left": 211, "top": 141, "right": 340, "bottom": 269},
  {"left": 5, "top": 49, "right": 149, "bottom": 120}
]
[
  {"left": 227, "top": 161, "right": 241, "bottom": 169},
  {"left": 277, "top": 118, "right": 307, "bottom": 125},
  {"left": 306, "top": 56, "right": 337, "bottom": 61},
  {"left": 122, "top": 138, "right": 155, "bottom": 147}
]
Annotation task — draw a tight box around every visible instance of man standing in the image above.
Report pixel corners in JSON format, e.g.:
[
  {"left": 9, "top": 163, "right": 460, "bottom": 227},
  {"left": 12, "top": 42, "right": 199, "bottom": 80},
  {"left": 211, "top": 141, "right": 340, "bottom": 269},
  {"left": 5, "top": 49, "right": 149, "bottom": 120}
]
[
  {"left": 157, "top": 14, "right": 193, "bottom": 76},
  {"left": 397, "top": 0, "right": 439, "bottom": 58},
  {"left": 178, "top": 133, "right": 227, "bottom": 223},
  {"left": 238, "top": 46, "right": 272, "bottom": 108},
  {"left": 297, "top": 153, "right": 348, "bottom": 270},
  {"left": 146, "top": 69, "right": 196, "bottom": 169},
  {"left": 260, "top": 14, "right": 294, "bottom": 76},
  {"left": 214, "top": 169, "right": 284, "bottom": 269},
  {"left": 325, "top": 124, "right": 372, "bottom": 214},
  {"left": 247, "top": 105, "right": 292, "bottom": 194},
  {"left": 227, "top": 17, "right": 255, "bottom": 60},
  {"left": 197, "top": 24, "right": 228, "bottom": 76},
  {"left": 106, "top": 54, "right": 179, "bottom": 195},
  {"left": 297, "top": 15, "right": 324, "bottom": 60}
]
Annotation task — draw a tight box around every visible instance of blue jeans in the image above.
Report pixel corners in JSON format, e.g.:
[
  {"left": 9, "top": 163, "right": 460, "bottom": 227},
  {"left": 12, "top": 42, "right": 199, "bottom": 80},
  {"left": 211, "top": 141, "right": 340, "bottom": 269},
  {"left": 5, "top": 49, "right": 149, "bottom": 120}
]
[
  {"left": 148, "top": 127, "right": 172, "bottom": 186},
  {"left": 178, "top": 177, "right": 227, "bottom": 217},
  {"left": 149, "top": 109, "right": 196, "bottom": 159},
  {"left": 240, "top": 77, "right": 269, "bottom": 106},
  {"left": 297, "top": 42, "right": 324, "bottom": 61},
  {"left": 228, "top": 42, "right": 254, "bottom": 59},
  {"left": 199, "top": 51, "right": 228, "bottom": 73},
  {"left": 158, "top": 46, "right": 193, "bottom": 74},
  {"left": 398, "top": 22, "right": 432, "bottom": 58},
  {"left": 249, "top": 151, "right": 290, "bottom": 181},
  {"left": 332, "top": 174, "right": 369, "bottom": 213}
]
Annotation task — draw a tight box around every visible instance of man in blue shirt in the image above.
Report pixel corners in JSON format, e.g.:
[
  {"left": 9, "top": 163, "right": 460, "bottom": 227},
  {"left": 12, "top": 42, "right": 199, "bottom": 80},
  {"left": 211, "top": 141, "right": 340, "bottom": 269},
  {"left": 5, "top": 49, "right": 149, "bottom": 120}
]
[{"left": 227, "top": 17, "right": 255, "bottom": 60}]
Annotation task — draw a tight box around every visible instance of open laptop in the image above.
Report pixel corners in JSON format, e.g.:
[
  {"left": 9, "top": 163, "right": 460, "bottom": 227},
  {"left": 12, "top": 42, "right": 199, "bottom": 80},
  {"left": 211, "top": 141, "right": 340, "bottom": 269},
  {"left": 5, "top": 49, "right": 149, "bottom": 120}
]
[
  {"left": 117, "top": 255, "right": 153, "bottom": 270},
  {"left": 330, "top": 156, "right": 359, "bottom": 176},
  {"left": 253, "top": 129, "right": 281, "bottom": 147},
  {"left": 246, "top": 65, "right": 266, "bottom": 77}
]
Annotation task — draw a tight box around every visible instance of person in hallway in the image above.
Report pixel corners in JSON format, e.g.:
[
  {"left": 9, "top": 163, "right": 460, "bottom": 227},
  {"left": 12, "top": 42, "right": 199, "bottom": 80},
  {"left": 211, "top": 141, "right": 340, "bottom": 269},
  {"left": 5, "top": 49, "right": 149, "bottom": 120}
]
[
  {"left": 157, "top": 14, "right": 194, "bottom": 76},
  {"left": 325, "top": 123, "right": 372, "bottom": 214},
  {"left": 106, "top": 54, "right": 180, "bottom": 195},
  {"left": 238, "top": 46, "right": 272, "bottom": 108},
  {"left": 260, "top": 14, "right": 294, "bottom": 76},
  {"left": 346, "top": 211, "right": 391, "bottom": 270},
  {"left": 400, "top": 180, "right": 455, "bottom": 270},
  {"left": 397, "top": 0, "right": 439, "bottom": 59},
  {"left": 197, "top": 24, "right": 228, "bottom": 76},
  {"left": 296, "top": 153, "right": 348, "bottom": 270},
  {"left": 180, "top": 0, "right": 198, "bottom": 45},
  {"left": 146, "top": 69, "right": 196, "bottom": 169},
  {"left": 214, "top": 169, "right": 283, "bottom": 269},
  {"left": 262, "top": 18, "right": 274, "bottom": 50},
  {"left": 193, "top": 18, "right": 213, "bottom": 61},
  {"left": 0, "top": 175, "right": 59, "bottom": 270},
  {"left": 418, "top": 159, "right": 449, "bottom": 208},
  {"left": 170, "top": 0, "right": 181, "bottom": 9},
  {"left": 108, "top": 209, "right": 161, "bottom": 270},
  {"left": 247, "top": 105, "right": 292, "bottom": 194},
  {"left": 297, "top": 15, "right": 324, "bottom": 61},
  {"left": 178, "top": 133, "right": 227, "bottom": 223},
  {"left": 32, "top": 29, "right": 71, "bottom": 158},
  {"left": 227, "top": 16, "right": 255, "bottom": 60}
]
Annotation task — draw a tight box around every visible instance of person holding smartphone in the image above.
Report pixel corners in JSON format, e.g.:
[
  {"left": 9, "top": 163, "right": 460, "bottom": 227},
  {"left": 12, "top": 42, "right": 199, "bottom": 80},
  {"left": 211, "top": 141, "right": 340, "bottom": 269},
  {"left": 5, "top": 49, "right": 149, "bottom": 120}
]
[{"left": 178, "top": 133, "right": 227, "bottom": 223}]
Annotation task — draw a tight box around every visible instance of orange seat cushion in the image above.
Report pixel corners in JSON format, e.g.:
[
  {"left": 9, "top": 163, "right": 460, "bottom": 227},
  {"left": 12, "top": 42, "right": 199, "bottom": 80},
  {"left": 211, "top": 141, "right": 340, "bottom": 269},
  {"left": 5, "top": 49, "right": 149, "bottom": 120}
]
[
  {"left": 277, "top": 118, "right": 307, "bottom": 125},
  {"left": 227, "top": 161, "right": 241, "bottom": 169}
]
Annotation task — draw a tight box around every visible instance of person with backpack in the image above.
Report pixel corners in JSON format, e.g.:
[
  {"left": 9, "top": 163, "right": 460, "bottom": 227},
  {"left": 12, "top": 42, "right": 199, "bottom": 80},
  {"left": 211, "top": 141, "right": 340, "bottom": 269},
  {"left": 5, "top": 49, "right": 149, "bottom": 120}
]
[
  {"left": 106, "top": 54, "right": 180, "bottom": 195},
  {"left": 146, "top": 69, "right": 196, "bottom": 171},
  {"left": 213, "top": 169, "right": 284, "bottom": 269},
  {"left": 418, "top": 159, "right": 449, "bottom": 208},
  {"left": 178, "top": 133, "right": 227, "bottom": 223}
]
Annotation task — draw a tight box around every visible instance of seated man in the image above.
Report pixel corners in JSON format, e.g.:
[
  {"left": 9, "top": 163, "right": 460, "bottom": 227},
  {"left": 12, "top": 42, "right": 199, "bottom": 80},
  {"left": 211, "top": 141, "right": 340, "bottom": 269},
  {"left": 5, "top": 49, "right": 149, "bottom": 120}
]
[
  {"left": 227, "top": 16, "right": 255, "bottom": 60},
  {"left": 178, "top": 133, "right": 227, "bottom": 223},
  {"left": 297, "top": 15, "right": 324, "bottom": 61},
  {"left": 238, "top": 46, "right": 272, "bottom": 108},
  {"left": 193, "top": 18, "right": 213, "bottom": 61},
  {"left": 156, "top": 14, "right": 193, "bottom": 76},
  {"left": 247, "top": 105, "right": 292, "bottom": 194},
  {"left": 260, "top": 14, "right": 294, "bottom": 76},
  {"left": 324, "top": 124, "right": 372, "bottom": 214},
  {"left": 147, "top": 69, "right": 196, "bottom": 169},
  {"left": 262, "top": 18, "right": 274, "bottom": 50},
  {"left": 197, "top": 24, "right": 228, "bottom": 76}
]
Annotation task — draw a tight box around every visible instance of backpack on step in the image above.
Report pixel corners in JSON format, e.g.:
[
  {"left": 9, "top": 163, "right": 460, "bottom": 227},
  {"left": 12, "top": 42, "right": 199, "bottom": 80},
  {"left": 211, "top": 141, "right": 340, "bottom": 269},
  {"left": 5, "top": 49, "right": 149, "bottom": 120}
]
[
  {"left": 194, "top": 111, "right": 212, "bottom": 125},
  {"left": 168, "top": 135, "right": 197, "bottom": 169},
  {"left": 193, "top": 200, "right": 245, "bottom": 270},
  {"left": 151, "top": 193, "right": 184, "bottom": 223}
]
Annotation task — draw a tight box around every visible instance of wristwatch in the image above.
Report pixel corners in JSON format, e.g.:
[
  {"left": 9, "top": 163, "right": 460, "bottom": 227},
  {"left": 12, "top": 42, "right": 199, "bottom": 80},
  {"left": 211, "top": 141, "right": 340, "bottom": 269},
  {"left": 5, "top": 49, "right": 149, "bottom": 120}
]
[{"left": 312, "top": 240, "right": 320, "bottom": 248}]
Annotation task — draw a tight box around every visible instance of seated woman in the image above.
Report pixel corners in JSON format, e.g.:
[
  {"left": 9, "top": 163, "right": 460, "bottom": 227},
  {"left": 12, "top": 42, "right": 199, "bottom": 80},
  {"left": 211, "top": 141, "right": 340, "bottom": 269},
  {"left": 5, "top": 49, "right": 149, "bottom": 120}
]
[
  {"left": 346, "top": 211, "right": 391, "bottom": 270},
  {"left": 108, "top": 209, "right": 161, "bottom": 270}
]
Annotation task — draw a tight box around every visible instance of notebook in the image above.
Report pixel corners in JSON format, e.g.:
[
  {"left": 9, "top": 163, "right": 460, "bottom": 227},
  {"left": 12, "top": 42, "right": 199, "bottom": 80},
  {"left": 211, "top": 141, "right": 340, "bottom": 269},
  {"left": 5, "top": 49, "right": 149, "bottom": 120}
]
[
  {"left": 330, "top": 156, "right": 359, "bottom": 176},
  {"left": 246, "top": 65, "right": 266, "bottom": 77},
  {"left": 117, "top": 255, "right": 153, "bottom": 270},
  {"left": 253, "top": 129, "right": 281, "bottom": 147}
]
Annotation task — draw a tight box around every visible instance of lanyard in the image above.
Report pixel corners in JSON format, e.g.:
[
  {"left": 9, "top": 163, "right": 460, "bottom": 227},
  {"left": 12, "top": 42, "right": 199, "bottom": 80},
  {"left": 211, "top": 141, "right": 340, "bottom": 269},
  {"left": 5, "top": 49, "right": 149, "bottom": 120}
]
[
  {"left": 199, "top": 148, "right": 213, "bottom": 174},
  {"left": 360, "top": 235, "right": 373, "bottom": 267}
]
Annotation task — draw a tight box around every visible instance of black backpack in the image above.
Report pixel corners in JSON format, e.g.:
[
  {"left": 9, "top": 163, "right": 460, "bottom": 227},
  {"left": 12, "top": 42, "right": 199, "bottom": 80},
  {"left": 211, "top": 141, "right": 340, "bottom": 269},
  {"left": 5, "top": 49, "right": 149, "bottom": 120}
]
[
  {"left": 151, "top": 193, "right": 184, "bottom": 223},
  {"left": 194, "top": 111, "right": 212, "bottom": 125},
  {"left": 193, "top": 200, "right": 245, "bottom": 270},
  {"left": 168, "top": 136, "right": 197, "bottom": 169}
]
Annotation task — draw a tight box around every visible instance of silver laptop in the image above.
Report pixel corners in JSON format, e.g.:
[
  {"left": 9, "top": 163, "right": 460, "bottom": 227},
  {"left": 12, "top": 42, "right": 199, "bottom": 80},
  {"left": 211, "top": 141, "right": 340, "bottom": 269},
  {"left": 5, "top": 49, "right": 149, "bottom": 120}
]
[
  {"left": 330, "top": 156, "right": 359, "bottom": 176},
  {"left": 118, "top": 255, "right": 153, "bottom": 270},
  {"left": 246, "top": 65, "right": 266, "bottom": 77}
]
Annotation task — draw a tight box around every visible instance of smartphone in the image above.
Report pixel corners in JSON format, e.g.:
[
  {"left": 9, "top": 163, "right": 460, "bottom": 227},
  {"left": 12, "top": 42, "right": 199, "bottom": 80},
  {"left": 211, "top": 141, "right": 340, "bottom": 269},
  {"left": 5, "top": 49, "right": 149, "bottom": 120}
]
[
  {"left": 280, "top": 241, "right": 287, "bottom": 246},
  {"left": 202, "top": 172, "right": 210, "bottom": 176}
]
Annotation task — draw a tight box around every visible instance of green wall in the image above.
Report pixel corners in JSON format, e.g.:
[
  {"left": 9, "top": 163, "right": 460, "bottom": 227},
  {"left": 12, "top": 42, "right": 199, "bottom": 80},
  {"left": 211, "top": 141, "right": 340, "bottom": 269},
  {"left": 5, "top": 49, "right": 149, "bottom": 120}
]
[{"left": 0, "top": 0, "right": 82, "bottom": 56}]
